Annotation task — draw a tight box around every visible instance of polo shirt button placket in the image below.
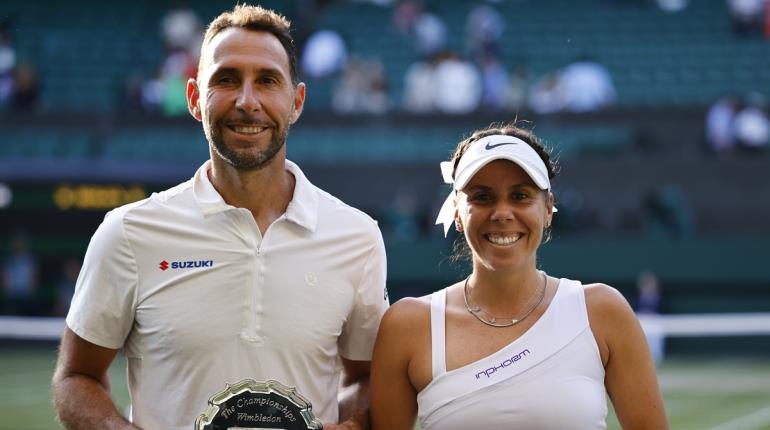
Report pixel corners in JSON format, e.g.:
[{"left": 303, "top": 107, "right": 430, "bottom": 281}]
[
  {"left": 240, "top": 209, "right": 265, "bottom": 344},
  {"left": 250, "top": 237, "right": 266, "bottom": 343}
]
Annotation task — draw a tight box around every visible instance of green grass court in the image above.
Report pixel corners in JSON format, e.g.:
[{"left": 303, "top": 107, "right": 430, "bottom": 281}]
[{"left": 2, "top": 345, "right": 770, "bottom": 430}]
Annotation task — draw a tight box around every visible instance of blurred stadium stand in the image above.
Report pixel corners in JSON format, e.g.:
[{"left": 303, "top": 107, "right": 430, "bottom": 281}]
[{"left": 1, "top": 0, "right": 769, "bottom": 355}]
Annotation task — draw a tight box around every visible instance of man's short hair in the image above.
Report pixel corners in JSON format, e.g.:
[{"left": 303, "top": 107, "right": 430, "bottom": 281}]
[{"left": 199, "top": 4, "right": 299, "bottom": 85}]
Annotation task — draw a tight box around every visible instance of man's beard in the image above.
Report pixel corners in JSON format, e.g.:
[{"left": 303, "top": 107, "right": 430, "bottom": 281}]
[{"left": 206, "top": 120, "right": 289, "bottom": 171}]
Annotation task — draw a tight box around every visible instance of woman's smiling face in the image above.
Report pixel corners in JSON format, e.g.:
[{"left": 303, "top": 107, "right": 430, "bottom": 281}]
[{"left": 455, "top": 159, "right": 554, "bottom": 274}]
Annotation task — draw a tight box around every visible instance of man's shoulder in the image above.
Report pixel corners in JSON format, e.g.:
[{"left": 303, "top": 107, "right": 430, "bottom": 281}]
[
  {"left": 154, "top": 178, "right": 195, "bottom": 201},
  {"left": 315, "top": 187, "right": 380, "bottom": 230},
  {"left": 106, "top": 179, "right": 195, "bottom": 223}
]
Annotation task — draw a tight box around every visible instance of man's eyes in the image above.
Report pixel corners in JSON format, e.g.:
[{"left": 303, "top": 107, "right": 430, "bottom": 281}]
[
  {"left": 214, "top": 76, "right": 278, "bottom": 85},
  {"left": 215, "top": 76, "right": 236, "bottom": 84},
  {"left": 259, "top": 76, "right": 279, "bottom": 84}
]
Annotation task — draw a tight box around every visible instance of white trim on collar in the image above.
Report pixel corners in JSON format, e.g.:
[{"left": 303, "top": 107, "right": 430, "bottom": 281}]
[{"left": 192, "top": 159, "right": 318, "bottom": 232}]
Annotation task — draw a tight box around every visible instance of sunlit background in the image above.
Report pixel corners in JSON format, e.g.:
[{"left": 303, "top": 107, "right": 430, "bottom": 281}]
[{"left": 1, "top": 0, "right": 769, "bottom": 429}]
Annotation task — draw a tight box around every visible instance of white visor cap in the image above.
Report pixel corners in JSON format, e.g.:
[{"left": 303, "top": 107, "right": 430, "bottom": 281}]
[
  {"left": 449, "top": 135, "right": 551, "bottom": 191},
  {"left": 435, "top": 134, "right": 556, "bottom": 236}
]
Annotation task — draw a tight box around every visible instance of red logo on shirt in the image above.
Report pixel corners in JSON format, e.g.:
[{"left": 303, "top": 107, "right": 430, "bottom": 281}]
[{"left": 159, "top": 260, "right": 169, "bottom": 271}]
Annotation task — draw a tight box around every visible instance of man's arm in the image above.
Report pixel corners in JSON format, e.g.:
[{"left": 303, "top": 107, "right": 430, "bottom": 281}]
[
  {"left": 325, "top": 357, "right": 371, "bottom": 430},
  {"left": 52, "top": 327, "right": 139, "bottom": 430}
]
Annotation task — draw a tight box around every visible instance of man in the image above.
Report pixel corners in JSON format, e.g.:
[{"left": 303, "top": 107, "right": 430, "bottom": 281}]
[{"left": 52, "top": 4, "right": 388, "bottom": 429}]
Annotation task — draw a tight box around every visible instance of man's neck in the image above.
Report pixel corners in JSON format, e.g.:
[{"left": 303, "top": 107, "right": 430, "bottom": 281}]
[{"left": 208, "top": 157, "right": 296, "bottom": 234}]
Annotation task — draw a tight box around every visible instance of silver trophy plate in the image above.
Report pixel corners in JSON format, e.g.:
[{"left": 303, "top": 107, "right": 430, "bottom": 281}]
[{"left": 195, "top": 379, "right": 323, "bottom": 430}]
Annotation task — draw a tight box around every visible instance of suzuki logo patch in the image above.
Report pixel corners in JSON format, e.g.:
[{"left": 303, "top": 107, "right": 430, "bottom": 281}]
[{"left": 159, "top": 259, "right": 214, "bottom": 271}]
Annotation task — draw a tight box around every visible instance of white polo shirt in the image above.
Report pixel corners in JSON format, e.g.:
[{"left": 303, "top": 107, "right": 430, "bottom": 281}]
[{"left": 66, "top": 160, "right": 388, "bottom": 429}]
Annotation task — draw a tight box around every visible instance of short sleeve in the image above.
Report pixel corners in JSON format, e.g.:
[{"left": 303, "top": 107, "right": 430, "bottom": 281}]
[
  {"left": 338, "top": 227, "right": 389, "bottom": 361},
  {"left": 65, "top": 208, "right": 138, "bottom": 350}
]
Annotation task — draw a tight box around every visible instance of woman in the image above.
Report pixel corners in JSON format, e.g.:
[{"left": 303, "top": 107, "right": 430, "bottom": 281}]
[{"left": 370, "top": 124, "right": 668, "bottom": 429}]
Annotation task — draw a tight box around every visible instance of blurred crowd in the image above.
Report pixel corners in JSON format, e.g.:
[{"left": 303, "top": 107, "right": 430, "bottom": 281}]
[
  {"left": 325, "top": 0, "right": 619, "bottom": 116},
  {"left": 73, "top": 0, "right": 765, "bottom": 124},
  {"left": 727, "top": 0, "right": 770, "bottom": 36},
  {"left": 705, "top": 92, "right": 770, "bottom": 154},
  {"left": 1, "top": 231, "right": 78, "bottom": 317},
  {"left": 1, "top": 0, "right": 768, "bottom": 118},
  {"left": 0, "top": 18, "right": 40, "bottom": 112},
  {"left": 119, "top": 0, "right": 623, "bottom": 117},
  {"left": 124, "top": 3, "right": 203, "bottom": 116}
]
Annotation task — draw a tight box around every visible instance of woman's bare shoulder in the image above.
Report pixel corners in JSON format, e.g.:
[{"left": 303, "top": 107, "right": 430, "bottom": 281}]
[
  {"left": 382, "top": 294, "right": 432, "bottom": 328},
  {"left": 583, "top": 282, "right": 634, "bottom": 316},
  {"left": 374, "top": 294, "right": 434, "bottom": 364},
  {"left": 582, "top": 282, "right": 639, "bottom": 364}
]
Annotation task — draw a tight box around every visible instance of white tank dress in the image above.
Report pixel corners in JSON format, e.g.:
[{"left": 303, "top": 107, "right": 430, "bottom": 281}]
[{"left": 416, "top": 278, "right": 608, "bottom": 429}]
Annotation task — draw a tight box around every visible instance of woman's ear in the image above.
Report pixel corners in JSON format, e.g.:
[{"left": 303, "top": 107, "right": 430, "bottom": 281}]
[
  {"left": 546, "top": 191, "right": 555, "bottom": 224},
  {"left": 454, "top": 211, "right": 463, "bottom": 232}
]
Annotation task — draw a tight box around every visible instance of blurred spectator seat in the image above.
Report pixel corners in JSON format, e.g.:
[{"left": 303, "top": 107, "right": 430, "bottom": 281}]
[
  {"left": 1, "top": 233, "right": 39, "bottom": 316},
  {"left": 0, "top": 22, "right": 15, "bottom": 108},
  {"left": 705, "top": 95, "right": 740, "bottom": 153},
  {"left": 464, "top": 1, "right": 505, "bottom": 57},
  {"left": 431, "top": 52, "right": 481, "bottom": 114},
  {"left": 641, "top": 185, "right": 695, "bottom": 238},
  {"left": 402, "top": 60, "right": 434, "bottom": 112},
  {"left": 527, "top": 72, "right": 563, "bottom": 114},
  {"left": 413, "top": 11, "right": 447, "bottom": 57},
  {"left": 103, "top": 128, "right": 207, "bottom": 163},
  {"left": 727, "top": 0, "right": 766, "bottom": 35},
  {"left": 537, "top": 125, "right": 635, "bottom": 158},
  {"left": 301, "top": 29, "right": 347, "bottom": 79},
  {"left": 160, "top": 4, "right": 202, "bottom": 53},
  {"left": 477, "top": 52, "right": 509, "bottom": 111},
  {"left": 332, "top": 57, "right": 389, "bottom": 114},
  {"left": 1, "top": 130, "right": 91, "bottom": 161},
  {"left": 557, "top": 57, "right": 617, "bottom": 113},
  {"left": 733, "top": 94, "right": 770, "bottom": 151},
  {"left": 11, "top": 60, "right": 40, "bottom": 111}
]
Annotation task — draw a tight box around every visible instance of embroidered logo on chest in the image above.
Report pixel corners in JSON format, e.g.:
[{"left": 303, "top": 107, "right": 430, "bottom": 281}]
[
  {"left": 159, "top": 259, "right": 215, "bottom": 271},
  {"left": 305, "top": 272, "right": 317, "bottom": 286}
]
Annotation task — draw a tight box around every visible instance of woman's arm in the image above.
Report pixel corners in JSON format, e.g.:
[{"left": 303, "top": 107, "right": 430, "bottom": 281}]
[
  {"left": 586, "top": 284, "right": 669, "bottom": 430},
  {"left": 370, "top": 298, "right": 427, "bottom": 430}
]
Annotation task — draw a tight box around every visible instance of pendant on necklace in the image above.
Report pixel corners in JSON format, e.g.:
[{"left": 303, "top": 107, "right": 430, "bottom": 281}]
[{"left": 462, "top": 271, "right": 548, "bottom": 328}]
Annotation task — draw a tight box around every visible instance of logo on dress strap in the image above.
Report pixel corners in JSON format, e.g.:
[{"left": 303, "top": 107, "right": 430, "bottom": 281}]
[{"left": 474, "top": 349, "right": 531, "bottom": 380}]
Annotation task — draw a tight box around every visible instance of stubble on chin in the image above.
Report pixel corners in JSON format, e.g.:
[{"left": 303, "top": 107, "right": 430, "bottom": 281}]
[{"left": 207, "top": 124, "right": 289, "bottom": 171}]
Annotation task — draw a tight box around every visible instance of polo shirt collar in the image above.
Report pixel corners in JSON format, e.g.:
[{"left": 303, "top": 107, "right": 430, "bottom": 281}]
[
  {"left": 283, "top": 159, "right": 318, "bottom": 232},
  {"left": 192, "top": 159, "right": 319, "bottom": 232},
  {"left": 192, "top": 161, "right": 230, "bottom": 215}
]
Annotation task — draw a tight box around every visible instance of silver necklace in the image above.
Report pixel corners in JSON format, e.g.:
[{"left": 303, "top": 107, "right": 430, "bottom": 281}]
[{"left": 463, "top": 271, "right": 547, "bottom": 328}]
